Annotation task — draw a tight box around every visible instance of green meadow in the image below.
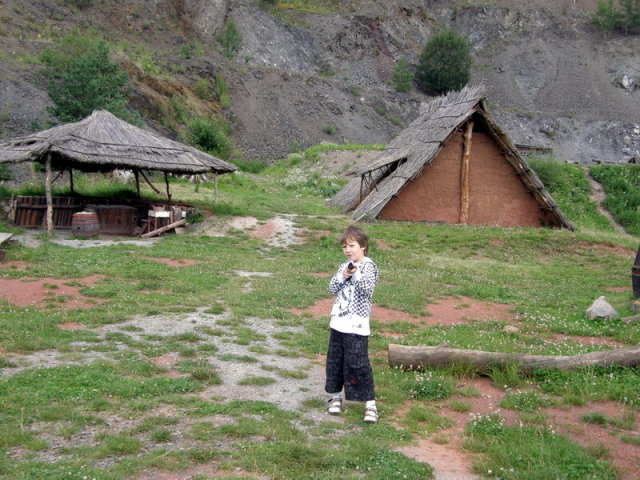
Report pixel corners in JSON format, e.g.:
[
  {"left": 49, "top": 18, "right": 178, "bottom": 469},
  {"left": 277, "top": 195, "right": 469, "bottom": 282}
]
[{"left": 0, "top": 149, "right": 638, "bottom": 480}]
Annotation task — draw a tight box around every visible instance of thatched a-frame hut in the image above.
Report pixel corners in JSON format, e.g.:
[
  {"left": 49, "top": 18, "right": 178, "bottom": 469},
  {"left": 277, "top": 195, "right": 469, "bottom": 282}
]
[
  {"left": 331, "top": 85, "right": 574, "bottom": 230},
  {"left": 0, "top": 110, "right": 236, "bottom": 233}
]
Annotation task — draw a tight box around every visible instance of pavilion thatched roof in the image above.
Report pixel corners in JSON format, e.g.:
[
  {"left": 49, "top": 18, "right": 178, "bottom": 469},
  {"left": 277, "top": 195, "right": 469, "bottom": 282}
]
[
  {"left": 330, "top": 85, "right": 574, "bottom": 230},
  {"left": 0, "top": 110, "right": 236, "bottom": 175}
]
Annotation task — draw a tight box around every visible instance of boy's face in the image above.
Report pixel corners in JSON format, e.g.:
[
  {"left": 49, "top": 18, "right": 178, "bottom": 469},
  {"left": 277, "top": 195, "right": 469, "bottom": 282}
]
[{"left": 342, "top": 237, "right": 366, "bottom": 263}]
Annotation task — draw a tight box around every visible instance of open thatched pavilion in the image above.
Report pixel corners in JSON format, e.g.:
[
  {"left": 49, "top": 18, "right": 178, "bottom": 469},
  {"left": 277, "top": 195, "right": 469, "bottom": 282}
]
[
  {"left": 331, "top": 85, "right": 574, "bottom": 230},
  {"left": 0, "top": 110, "right": 236, "bottom": 234}
]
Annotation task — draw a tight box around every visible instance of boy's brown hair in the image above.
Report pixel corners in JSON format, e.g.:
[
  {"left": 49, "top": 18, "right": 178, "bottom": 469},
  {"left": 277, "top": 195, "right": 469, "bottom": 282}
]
[{"left": 340, "top": 225, "right": 369, "bottom": 255}]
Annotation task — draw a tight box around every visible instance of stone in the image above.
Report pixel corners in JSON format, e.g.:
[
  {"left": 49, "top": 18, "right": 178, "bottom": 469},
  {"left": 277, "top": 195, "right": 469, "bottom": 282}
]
[{"left": 586, "top": 296, "right": 619, "bottom": 320}]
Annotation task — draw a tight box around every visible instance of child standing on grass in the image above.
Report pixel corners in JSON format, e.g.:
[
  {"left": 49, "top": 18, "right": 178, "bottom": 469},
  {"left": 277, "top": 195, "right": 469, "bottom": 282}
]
[{"left": 325, "top": 225, "right": 379, "bottom": 423}]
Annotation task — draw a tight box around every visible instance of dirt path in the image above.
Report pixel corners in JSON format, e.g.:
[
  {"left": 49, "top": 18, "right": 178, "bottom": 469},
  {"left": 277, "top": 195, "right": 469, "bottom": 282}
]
[{"left": 585, "top": 171, "right": 630, "bottom": 236}]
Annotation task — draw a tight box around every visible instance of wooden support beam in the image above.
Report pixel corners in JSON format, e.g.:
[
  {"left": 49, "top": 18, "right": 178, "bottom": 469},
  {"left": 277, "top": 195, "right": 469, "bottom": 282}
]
[
  {"left": 134, "top": 170, "right": 141, "bottom": 198},
  {"left": 164, "top": 172, "right": 172, "bottom": 201},
  {"left": 140, "top": 219, "right": 186, "bottom": 238},
  {"left": 45, "top": 153, "right": 53, "bottom": 236},
  {"left": 214, "top": 172, "right": 219, "bottom": 208},
  {"left": 460, "top": 121, "right": 474, "bottom": 224},
  {"left": 139, "top": 170, "right": 161, "bottom": 194}
]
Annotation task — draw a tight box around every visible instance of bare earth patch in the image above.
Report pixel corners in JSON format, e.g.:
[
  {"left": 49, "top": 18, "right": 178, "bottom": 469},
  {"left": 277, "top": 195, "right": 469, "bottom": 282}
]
[
  {"left": 143, "top": 257, "right": 208, "bottom": 267},
  {"left": 551, "top": 333, "right": 627, "bottom": 348},
  {"left": 423, "top": 296, "right": 515, "bottom": 326},
  {"left": 290, "top": 296, "right": 516, "bottom": 327},
  {"left": 289, "top": 297, "right": 419, "bottom": 324},
  {"left": 137, "top": 465, "right": 267, "bottom": 480},
  {"left": 580, "top": 241, "right": 636, "bottom": 258},
  {"left": 396, "top": 377, "right": 508, "bottom": 480},
  {"left": 544, "top": 402, "right": 640, "bottom": 480},
  {"left": 57, "top": 322, "right": 87, "bottom": 330},
  {"left": 0, "top": 274, "right": 105, "bottom": 309},
  {"left": 194, "top": 215, "right": 304, "bottom": 248},
  {"left": 0, "top": 260, "right": 31, "bottom": 271}
]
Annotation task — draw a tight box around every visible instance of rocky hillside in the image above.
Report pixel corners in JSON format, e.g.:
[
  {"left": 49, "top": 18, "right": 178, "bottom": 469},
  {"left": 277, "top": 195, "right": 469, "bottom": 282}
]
[{"left": 1, "top": 0, "right": 639, "bottom": 165}]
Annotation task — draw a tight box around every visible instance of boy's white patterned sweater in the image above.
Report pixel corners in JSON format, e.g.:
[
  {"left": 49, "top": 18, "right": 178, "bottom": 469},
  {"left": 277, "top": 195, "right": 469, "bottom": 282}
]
[{"left": 329, "top": 256, "right": 379, "bottom": 336}]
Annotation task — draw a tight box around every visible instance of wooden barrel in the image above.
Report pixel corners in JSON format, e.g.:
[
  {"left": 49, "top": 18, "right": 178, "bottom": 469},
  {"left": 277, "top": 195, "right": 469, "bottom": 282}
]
[
  {"left": 633, "top": 244, "right": 640, "bottom": 299},
  {"left": 71, "top": 211, "right": 100, "bottom": 237}
]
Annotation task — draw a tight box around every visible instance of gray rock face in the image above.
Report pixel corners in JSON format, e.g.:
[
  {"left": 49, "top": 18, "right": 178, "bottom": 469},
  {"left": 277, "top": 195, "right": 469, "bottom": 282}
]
[{"left": 586, "top": 296, "right": 619, "bottom": 320}]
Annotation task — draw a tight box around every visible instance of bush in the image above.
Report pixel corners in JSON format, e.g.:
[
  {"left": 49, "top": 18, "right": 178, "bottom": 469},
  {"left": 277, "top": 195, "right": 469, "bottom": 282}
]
[
  {"left": 391, "top": 57, "right": 413, "bottom": 93},
  {"left": 415, "top": 29, "right": 471, "bottom": 95},
  {"left": 195, "top": 78, "right": 210, "bottom": 100},
  {"left": 214, "top": 73, "right": 231, "bottom": 108},
  {"left": 63, "top": 0, "right": 93, "bottom": 7},
  {"left": 593, "top": 0, "right": 640, "bottom": 34},
  {"left": 0, "top": 164, "right": 11, "bottom": 181},
  {"left": 40, "top": 31, "right": 136, "bottom": 123},
  {"left": 184, "top": 116, "right": 232, "bottom": 160},
  {"left": 217, "top": 20, "right": 242, "bottom": 59}
]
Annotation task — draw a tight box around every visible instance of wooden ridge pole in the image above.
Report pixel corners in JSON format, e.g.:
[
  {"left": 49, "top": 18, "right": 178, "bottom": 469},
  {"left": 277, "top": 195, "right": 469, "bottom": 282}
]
[{"left": 460, "top": 121, "right": 474, "bottom": 224}]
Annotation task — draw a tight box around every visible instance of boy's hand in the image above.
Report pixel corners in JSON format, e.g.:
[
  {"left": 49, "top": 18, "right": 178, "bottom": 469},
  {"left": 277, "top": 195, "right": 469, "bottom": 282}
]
[{"left": 343, "top": 262, "right": 357, "bottom": 278}]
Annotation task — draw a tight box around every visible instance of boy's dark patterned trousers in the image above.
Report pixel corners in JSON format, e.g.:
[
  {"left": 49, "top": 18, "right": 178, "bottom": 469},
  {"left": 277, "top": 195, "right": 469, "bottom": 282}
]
[{"left": 325, "top": 328, "right": 375, "bottom": 401}]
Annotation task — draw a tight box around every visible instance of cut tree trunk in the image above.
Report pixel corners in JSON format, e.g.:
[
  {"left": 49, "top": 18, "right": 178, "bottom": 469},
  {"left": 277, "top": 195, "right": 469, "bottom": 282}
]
[{"left": 388, "top": 344, "right": 640, "bottom": 373}]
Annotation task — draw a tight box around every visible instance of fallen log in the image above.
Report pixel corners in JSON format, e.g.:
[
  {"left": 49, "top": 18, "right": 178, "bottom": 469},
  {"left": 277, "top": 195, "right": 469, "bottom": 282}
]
[
  {"left": 388, "top": 344, "right": 640, "bottom": 373},
  {"left": 140, "top": 219, "right": 186, "bottom": 238}
]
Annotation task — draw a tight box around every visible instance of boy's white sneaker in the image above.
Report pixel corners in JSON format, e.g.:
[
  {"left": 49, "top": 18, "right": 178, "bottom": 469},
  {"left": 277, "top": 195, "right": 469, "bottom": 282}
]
[
  {"left": 327, "top": 397, "right": 342, "bottom": 415},
  {"left": 364, "top": 406, "right": 378, "bottom": 423}
]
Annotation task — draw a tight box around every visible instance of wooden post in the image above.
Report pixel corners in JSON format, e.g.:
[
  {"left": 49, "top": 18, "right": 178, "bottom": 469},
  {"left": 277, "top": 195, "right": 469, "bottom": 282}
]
[
  {"left": 164, "top": 172, "right": 172, "bottom": 201},
  {"left": 134, "top": 170, "right": 141, "bottom": 198},
  {"left": 460, "top": 121, "right": 474, "bottom": 225},
  {"left": 214, "top": 172, "right": 219, "bottom": 208},
  {"left": 45, "top": 153, "right": 53, "bottom": 236},
  {"left": 69, "top": 168, "right": 74, "bottom": 193}
]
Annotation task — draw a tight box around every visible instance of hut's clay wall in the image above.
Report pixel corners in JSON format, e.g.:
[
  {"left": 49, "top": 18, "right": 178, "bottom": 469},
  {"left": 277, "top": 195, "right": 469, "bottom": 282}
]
[{"left": 379, "top": 131, "right": 547, "bottom": 227}]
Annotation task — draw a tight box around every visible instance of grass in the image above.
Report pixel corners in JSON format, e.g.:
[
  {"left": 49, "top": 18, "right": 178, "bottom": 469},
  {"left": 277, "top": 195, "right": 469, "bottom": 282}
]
[
  {"left": 0, "top": 152, "right": 638, "bottom": 479},
  {"left": 465, "top": 413, "right": 618, "bottom": 479},
  {"left": 590, "top": 164, "right": 640, "bottom": 236}
]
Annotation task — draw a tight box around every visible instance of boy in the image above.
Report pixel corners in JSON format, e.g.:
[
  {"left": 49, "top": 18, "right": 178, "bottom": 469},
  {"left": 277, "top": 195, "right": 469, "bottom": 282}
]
[{"left": 325, "top": 225, "right": 379, "bottom": 423}]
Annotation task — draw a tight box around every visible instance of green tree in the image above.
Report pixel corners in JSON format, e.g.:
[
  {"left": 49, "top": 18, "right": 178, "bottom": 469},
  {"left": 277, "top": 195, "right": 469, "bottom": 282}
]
[
  {"left": 217, "top": 20, "right": 243, "bottom": 60},
  {"left": 40, "top": 32, "right": 136, "bottom": 123},
  {"left": 593, "top": 0, "right": 623, "bottom": 32},
  {"left": 415, "top": 29, "right": 471, "bottom": 95},
  {"left": 184, "top": 116, "right": 232, "bottom": 160},
  {"left": 593, "top": 0, "right": 640, "bottom": 33},
  {"left": 391, "top": 57, "right": 413, "bottom": 93}
]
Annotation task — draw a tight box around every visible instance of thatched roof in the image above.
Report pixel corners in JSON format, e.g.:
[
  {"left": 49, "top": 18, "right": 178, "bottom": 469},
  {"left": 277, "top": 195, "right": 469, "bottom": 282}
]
[
  {"left": 331, "top": 85, "right": 574, "bottom": 230},
  {"left": 0, "top": 110, "right": 236, "bottom": 175}
]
